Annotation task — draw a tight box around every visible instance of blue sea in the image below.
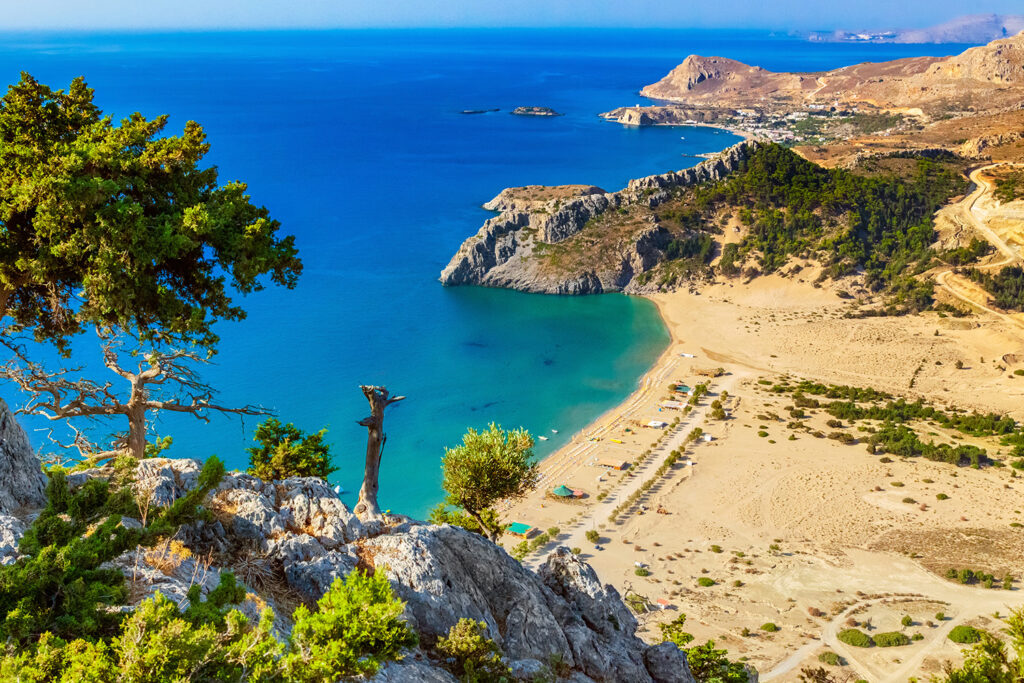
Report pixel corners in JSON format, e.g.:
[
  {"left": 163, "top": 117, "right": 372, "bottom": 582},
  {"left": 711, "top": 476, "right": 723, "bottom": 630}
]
[{"left": 0, "top": 30, "right": 974, "bottom": 517}]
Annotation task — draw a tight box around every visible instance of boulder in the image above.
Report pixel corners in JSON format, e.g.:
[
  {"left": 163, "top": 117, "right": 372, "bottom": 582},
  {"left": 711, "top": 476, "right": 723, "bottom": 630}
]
[
  {"left": 0, "top": 399, "right": 46, "bottom": 513},
  {"left": 644, "top": 641, "right": 697, "bottom": 683},
  {"left": 0, "top": 514, "right": 26, "bottom": 565}
]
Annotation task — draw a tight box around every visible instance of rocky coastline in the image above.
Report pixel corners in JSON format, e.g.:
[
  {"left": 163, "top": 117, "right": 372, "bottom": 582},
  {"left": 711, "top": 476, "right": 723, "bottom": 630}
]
[{"left": 439, "top": 140, "right": 761, "bottom": 295}]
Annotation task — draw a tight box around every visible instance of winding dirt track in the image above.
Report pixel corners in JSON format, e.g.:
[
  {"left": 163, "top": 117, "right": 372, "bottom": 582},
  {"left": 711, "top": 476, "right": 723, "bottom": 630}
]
[{"left": 932, "top": 164, "right": 1024, "bottom": 330}]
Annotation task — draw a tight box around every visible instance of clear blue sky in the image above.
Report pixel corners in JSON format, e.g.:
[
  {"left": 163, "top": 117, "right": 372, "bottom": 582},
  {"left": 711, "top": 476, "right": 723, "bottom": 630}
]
[{"left": 4, "top": 1, "right": 1022, "bottom": 31}]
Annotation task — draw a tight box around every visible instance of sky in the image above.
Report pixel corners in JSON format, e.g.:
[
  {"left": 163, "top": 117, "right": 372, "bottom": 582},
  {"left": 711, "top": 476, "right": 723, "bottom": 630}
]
[{"left": 1, "top": 0, "right": 1022, "bottom": 31}]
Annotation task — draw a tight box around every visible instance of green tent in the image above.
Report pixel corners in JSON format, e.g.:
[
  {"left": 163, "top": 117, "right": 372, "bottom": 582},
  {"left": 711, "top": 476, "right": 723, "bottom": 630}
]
[{"left": 552, "top": 485, "right": 574, "bottom": 497}]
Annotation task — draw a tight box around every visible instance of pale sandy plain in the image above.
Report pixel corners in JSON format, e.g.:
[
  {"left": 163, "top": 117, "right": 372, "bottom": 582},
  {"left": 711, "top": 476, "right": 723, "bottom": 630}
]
[{"left": 500, "top": 176, "right": 1024, "bottom": 681}]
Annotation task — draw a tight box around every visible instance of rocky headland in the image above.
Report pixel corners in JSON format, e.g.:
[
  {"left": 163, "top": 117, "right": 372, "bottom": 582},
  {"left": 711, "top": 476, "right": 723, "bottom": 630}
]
[
  {"left": 0, "top": 400, "right": 694, "bottom": 683},
  {"left": 439, "top": 140, "right": 761, "bottom": 294}
]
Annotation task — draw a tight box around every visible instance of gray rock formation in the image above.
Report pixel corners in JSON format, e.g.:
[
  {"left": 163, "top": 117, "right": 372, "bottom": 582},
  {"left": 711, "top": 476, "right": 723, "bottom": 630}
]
[
  {"left": 119, "top": 457, "right": 698, "bottom": 683},
  {"left": 0, "top": 514, "right": 26, "bottom": 565},
  {"left": 440, "top": 140, "right": 760, "bottom": 294},
  {"left": 0, "top": 398, "right": 46, "bottom": 514}
]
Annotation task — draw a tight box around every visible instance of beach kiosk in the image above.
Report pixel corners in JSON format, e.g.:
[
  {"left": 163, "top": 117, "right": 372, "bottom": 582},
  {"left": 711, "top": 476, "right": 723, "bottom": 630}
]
[
  {"left": 506, "top": 522, "right": 534, "bottom": 538},
  {"left": 552, "top": 484, "right": 574, "bottom": 498}
]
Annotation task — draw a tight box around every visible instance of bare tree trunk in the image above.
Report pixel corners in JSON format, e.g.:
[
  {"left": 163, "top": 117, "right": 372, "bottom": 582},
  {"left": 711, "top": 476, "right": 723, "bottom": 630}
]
[
  {"left": 354, "top": 385, "right": 405, "bottom": 522},
  {"left": 466, "top": 507, "right": 499, "bottom": 542},
  {"left": 126, "top": 406, "right": 147, "bottom": 460}
]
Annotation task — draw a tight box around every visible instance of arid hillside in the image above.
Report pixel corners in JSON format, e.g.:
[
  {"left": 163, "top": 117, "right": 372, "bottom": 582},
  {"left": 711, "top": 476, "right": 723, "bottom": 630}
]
[{"left": 641, "top": 31, "right": 1024, "bottom": 114}]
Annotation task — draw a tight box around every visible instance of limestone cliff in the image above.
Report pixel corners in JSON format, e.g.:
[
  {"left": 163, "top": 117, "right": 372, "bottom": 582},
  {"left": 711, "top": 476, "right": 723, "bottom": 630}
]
[
  {"left": 0, "top": 449, "right": 697, "bottom": 683},
  {"left": 0, "top": 399, "right": 46, "bottom": 516},
  {"left": 439, "top": 140, "right": 761, "bottom": 294}
]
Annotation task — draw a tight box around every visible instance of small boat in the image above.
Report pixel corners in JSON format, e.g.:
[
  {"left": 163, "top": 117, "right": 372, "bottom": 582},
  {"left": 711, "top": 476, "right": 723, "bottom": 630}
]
[
  {"left": 333, "top": 484, "right": 346, "bottom": 496},
  {"left": 679, "top": 136, "right": 685, "bottom": 139},
  {"left": 551, "top": 429, "right": 558, "bottom": 434},
  {"left": 538, "top": 435, "right": 549, "bottom": 441}
]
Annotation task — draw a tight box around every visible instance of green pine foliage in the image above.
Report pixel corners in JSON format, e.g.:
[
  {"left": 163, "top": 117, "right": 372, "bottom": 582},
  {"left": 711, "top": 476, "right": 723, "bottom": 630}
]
[
  {"left": 435, "top": 618, "right": 512, "bottom": 682},
  {"left": 247, "top": 418, "right": 337, "bottom": 481},
  {"left": 282, "top": 571, "right": 418, "bottom": 681},
  {"left": 695, "top": 145, "right": 965, "bottom": 297},
  {"left": 659, "top": 614, "right": 748, "bottom": 682},
  {"left": 966, "top": 266, "right": 1024, "bottom": 312},
  {"left": 994, "top": 170, "right": 1024, "bottom": 204},
  {"left": 0, "top": 73, "right": 301, "bottom": 353},
  {"left": 0, "top": 457, "right": 225, "bottom": 644},
  {"left": 0, "top": 569, "right": 414, "bottom": 682}
]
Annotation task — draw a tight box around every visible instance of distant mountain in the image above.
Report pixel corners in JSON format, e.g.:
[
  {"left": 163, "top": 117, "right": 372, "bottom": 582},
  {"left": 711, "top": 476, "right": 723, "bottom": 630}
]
[
  {"left": 641, "top": 30, "right": 1024, "bottom": 114},
  {"left": 807, "top": 13, "right": 1024, "bottom": 44}
]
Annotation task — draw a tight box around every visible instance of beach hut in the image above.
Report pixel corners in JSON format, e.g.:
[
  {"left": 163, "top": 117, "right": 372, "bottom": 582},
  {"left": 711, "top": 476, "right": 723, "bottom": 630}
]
[
  {"left": 598, "top": 459, "right": 630, "bottom": 470},
  {"left": 647, "top": 420, "right": 669, "bottom": 429},
  {"left": 658, "top": 400, "right": 686, "bottom": 410},
  {"left": 506, "top": 522, "right": 534, "bottom": 537},
  {"left": 552, "top": 485, "right": 574, "bottom": 498}
]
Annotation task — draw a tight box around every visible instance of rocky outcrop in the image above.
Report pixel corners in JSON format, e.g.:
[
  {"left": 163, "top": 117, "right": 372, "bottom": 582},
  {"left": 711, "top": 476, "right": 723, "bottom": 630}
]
[
  {"left": 599, "top": 105, "right": 735, "bottom": 127},
  {"left": 0, "top": 399, "right": 46, "bottom": 515},
  {"left": 101, "top": 457, "right": 697, "bottom": 682},
  {"left": 439, "top": 140, "right": 760, "bottom": 294},
  {"left": 0, "top": 514, "right": 26, "bottom": 565}
]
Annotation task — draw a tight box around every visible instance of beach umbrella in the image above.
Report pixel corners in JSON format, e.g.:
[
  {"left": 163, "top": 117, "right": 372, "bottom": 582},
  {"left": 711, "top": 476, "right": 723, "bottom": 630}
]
[{"left": 552, "top": 484, "right": 573, "bottom": 497}]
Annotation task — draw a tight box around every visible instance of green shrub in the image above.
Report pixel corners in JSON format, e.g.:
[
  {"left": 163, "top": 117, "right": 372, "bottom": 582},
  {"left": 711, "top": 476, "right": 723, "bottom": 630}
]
[
  {"left": 935, "top": 612, "right": 946, "bottom": 621},
  {"left": 570, "top": 547, "right": 582, "bottom": 555},
  {"left": 710, "top": 545, "right": 723, "bottom": 553},
  {"left": 901, "top": 615, "right": 913, "bottom": 627},
  {"left": 247, "top": 417, "right": 336, "bottom": 481},
  {"left": 837, "top": 629, "right": 873, "bottom": 648},
  {"left": 912, "top": 632, "right": 924, "bottom": 641},
  {"left": 902, "top": 497, "right": 917, "bottom": 504},
  {"left": 948, "top": 625, "right": 983, "bottom": 644},
  {"left": 635, "top": 567, "right": 651, "bottom": 577},
  {"left": 585, "top": 530, "right": 600, "bottom": 544},
  {"left": 936, "top": 493, "right": 949, "bottom": 500},
  {"left": 891, "top": 481, "right": 904, "bottom": 487},
  {"left": 760, "top": 623, "right": 779, "bottom": 632},
  {"left": 873, "top": 631, "right": 910, "bottom": 647},
  {"left": 436, "top": 618, "right": 511, "bottom": 682},
  {"left": 546, "top": 526, "right": 560, "bottom": 538},
  {"left": 0, "top": 457, "right": 225, "bottom": 645},
  {"left": 511, "top": 541, "right": 530, "bottom": 562},
  {"left": 0, "top": 569, "right": 415, "bottom": 682},
  {"left": 818, "top": 651, "right": 841, "bottom": 666},
  {"left": 697, "top": 577, "right": 715, "bottom": 587}
]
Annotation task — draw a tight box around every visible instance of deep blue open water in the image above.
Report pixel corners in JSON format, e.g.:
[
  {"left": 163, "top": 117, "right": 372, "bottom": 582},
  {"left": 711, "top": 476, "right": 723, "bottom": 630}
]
[{"left": 0, "top": 30, "right": 973, "bottom": 516}]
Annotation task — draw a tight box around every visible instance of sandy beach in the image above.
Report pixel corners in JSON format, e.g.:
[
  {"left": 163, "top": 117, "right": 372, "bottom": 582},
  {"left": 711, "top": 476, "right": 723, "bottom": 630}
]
[{"left": 500, "top": 268, "right": 1024, "bottom": 681}]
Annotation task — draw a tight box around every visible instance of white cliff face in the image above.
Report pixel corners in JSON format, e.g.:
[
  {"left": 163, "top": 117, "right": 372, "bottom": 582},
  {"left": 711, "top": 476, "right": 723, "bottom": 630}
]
[
  {"left": 439, "top": 140, "right": 761, "bottom": 295},
  {"left": 0, "top": 398, "right": 46, "bottom": 515},
  {"left": 93, "top": 457, "right": 696, "bottom": 683}
]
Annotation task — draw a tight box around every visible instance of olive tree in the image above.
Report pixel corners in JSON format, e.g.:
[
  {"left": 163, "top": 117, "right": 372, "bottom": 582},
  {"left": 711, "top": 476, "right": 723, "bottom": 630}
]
[
  {"left": 0, "top": 73, "right": 301, "bottom": 353},
  {"left": 439, "top": 424, "right": 538, "bottom": 542}
]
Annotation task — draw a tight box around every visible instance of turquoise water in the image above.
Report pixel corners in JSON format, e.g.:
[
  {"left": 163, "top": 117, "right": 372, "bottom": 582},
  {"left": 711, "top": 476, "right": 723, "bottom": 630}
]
[{"left": 0, "top": 30, "right": 974, "bottom": 516}]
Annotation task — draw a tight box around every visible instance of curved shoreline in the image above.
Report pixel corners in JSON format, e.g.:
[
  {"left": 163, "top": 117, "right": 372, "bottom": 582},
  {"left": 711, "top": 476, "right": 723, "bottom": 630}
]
[{"left": 519, "top": 292, "right": 679, "bottom": 483}]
